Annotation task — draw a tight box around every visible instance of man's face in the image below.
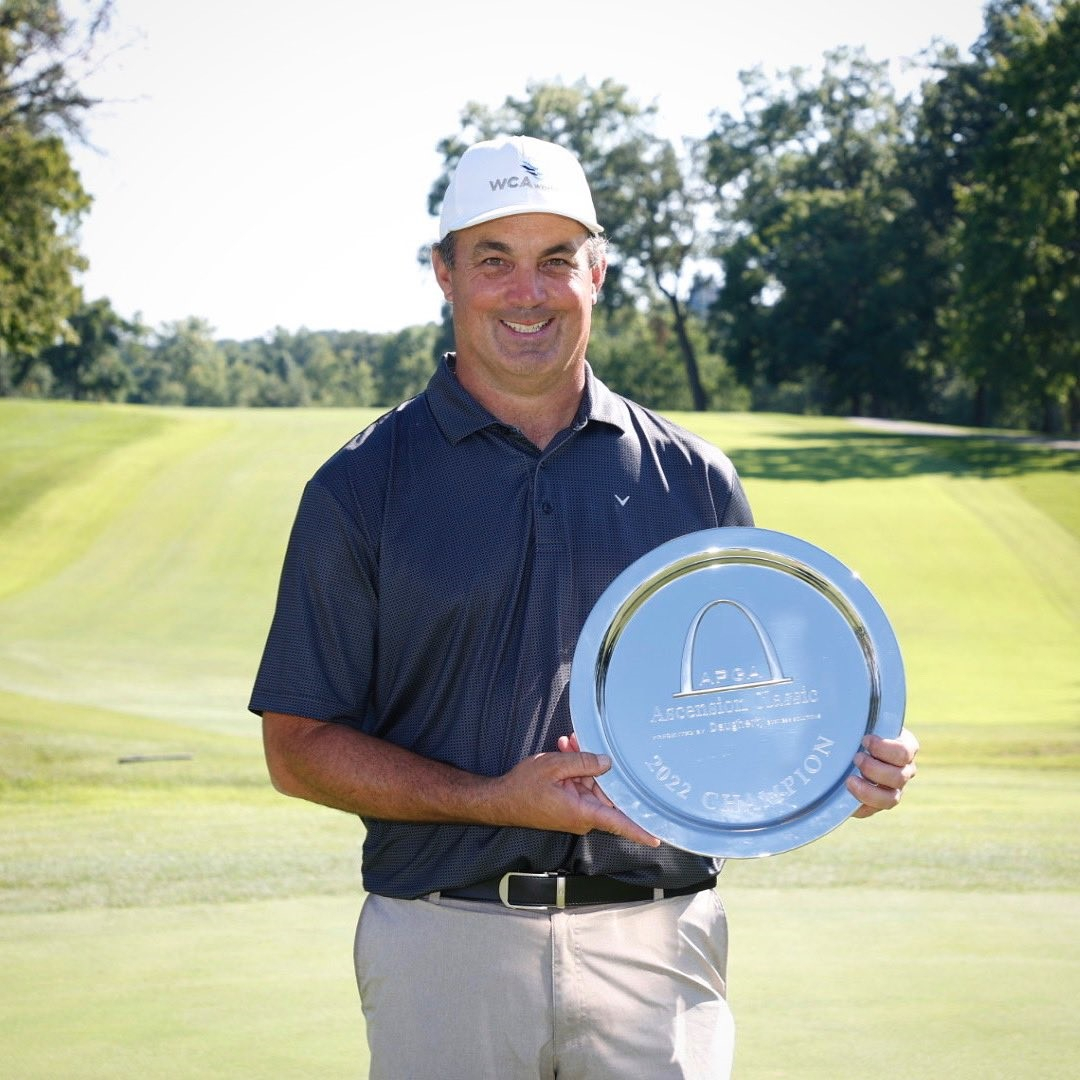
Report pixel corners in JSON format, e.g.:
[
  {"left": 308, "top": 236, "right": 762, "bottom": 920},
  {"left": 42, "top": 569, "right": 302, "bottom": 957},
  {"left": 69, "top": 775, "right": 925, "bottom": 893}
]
[{"left": 433, "top": 213, "right": 605, "bottom": 406}]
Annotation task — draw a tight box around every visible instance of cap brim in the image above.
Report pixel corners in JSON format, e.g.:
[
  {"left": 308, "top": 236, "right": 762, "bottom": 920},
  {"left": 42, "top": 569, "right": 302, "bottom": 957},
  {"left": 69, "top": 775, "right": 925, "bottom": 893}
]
[{"left": 441, "top": 204, "right": 603, "bottom": 239}]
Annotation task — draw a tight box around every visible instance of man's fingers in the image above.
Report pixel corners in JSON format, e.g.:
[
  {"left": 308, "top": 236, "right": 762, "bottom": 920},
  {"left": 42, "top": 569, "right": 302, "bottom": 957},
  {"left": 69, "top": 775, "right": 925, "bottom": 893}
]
[
  {"left": 848, "top": 729, "right": 919, "bottom": 817},
  {"left": 535, "top": 748, "right": 658, "bottom": 847},
  {"left": 566, "top": 774, "right": 616, "bottom": 808},
  {"left": 607, "top": 813, "right": 662, "bottom": 848},
  {"left": 862, "top": 730, "right": 920, "bottom": 767},
  {"left": 547, "top": 749, "right": 612, "bottom": 779},
  {"left": 847, "top": 774, "right": 903, "bottom": 816},
  {"left": 589, "top": 798, "right": 661, "bottom": 847},
  {"left": 855, "top": 750, "right": 918, "bottom": 789}
]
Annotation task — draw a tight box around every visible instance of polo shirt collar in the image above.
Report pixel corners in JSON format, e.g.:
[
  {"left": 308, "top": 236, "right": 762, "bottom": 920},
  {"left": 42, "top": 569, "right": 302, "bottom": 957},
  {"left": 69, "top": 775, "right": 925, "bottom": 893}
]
[
  {"left": 427, "top": 354, "right": 630, "bottom": 446},
  {"left": 583, "top": 363, "right": 632, "bottom": 434}
]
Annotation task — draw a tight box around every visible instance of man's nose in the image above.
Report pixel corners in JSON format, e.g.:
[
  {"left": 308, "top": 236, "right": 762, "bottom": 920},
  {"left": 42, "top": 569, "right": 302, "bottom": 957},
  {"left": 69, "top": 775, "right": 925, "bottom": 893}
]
[{"left": 504, "top": 265, "right": 546, "bottom": 305}]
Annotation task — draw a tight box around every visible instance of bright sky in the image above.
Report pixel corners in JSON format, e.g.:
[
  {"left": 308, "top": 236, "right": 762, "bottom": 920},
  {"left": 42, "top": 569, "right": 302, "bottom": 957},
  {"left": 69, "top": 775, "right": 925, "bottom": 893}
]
[{"left": 70, "top": 0, "right": 989, "bottom": 341}]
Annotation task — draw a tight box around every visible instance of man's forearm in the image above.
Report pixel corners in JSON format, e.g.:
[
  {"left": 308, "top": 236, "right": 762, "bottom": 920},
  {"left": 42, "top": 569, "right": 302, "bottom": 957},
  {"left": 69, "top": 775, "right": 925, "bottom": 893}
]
[
  {"left": 262, "top": 711, "right": 500, "bottom": 823},
  {"left": 261, "top": 711, "right": 660, "bottom": 847}
]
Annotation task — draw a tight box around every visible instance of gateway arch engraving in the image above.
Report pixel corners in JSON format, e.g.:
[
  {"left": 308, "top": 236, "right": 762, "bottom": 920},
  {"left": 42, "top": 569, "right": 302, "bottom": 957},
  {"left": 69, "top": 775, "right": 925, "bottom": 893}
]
[{"left": 674, "top": 598, "right": 793, "bottom": 699}]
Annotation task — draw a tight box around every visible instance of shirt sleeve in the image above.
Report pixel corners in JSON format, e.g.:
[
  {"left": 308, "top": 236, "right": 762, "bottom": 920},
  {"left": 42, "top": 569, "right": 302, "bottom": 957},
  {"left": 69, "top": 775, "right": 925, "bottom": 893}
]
[
  {"left": 248, "top": 475, "right": 377, "bottom": 728},
  {"left": 719, "top": 470, "right": 754, "bottom": 527}
]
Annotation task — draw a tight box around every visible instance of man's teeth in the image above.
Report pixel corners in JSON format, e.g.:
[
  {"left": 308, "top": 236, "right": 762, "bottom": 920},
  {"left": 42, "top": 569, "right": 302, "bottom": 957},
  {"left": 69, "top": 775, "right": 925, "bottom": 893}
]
[{"left": 504, "top": 319, "right": 550, "bottom": 334}]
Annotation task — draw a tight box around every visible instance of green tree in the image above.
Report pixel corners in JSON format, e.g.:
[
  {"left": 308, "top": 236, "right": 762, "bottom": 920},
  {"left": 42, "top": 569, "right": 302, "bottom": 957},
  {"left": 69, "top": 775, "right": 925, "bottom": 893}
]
[
  {"left": 429, "top": 79, "right": 713, "bottom": 410},
  {"left": 145, "top": 318, "right": 230, "bottom": 406},
  {"left": 290, "top": 331, "right": 366, "bottom": 406},
  {"left": 588, "top": 302, "right": 749, "bottom": 413},
  {"left": 372, "top": 323, "right": 438, "bottom": 405},
  {"left": 245, "top": 328, "right": 310, "bottom": 407},
  {"left": 704, "top": 49, "right": 932, "bottom": 418},
  {"left": 0, "top": 126, "right": 89, "bottom": 382},
  {"left": 937, "top": 0, "right": 1078, "bottom": 432},
  {"left": 39, "top": 295, "right": 133, "bottom": 399},
  {"left": 219, "top": 338, "right": 290, "bottom": 408},
  {"left": 0, "top": 2, "right": 111, "bottom": 383}
]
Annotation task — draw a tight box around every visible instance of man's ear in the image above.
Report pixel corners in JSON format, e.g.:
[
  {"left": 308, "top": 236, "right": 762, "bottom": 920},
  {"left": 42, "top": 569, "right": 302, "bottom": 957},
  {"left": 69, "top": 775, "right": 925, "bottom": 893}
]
[
  {"left": 590, "top": 257, "right": 607, "bottom": 304},
  {"left": 432, "top": 249, "right": 453, "bottom": 304}
]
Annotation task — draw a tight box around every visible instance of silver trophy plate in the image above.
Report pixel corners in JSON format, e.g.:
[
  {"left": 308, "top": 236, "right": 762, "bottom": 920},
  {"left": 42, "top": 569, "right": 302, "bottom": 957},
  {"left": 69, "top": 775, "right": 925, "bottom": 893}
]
[{"left": 569, "top": 528, "right": 905, "bottom": 858}]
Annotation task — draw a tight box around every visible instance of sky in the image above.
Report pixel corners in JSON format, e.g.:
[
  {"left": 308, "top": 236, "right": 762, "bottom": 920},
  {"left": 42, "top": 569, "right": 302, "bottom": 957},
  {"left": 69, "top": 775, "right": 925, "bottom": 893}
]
[{"left": 68, "top": 0, "right": 991, "bottom": 341}]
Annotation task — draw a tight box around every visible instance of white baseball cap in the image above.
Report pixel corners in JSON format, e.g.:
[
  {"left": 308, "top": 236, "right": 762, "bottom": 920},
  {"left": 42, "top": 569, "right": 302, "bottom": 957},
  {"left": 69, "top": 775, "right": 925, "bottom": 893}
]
[{"left": 438, "top": 135, "right": 603, "bottom": 240}]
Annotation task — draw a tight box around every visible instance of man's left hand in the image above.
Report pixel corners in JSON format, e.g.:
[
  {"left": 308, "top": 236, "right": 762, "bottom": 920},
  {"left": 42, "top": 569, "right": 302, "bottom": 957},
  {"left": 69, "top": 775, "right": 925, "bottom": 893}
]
[{"left": 847, "top": 729, "right": 920, "bottom": 818}]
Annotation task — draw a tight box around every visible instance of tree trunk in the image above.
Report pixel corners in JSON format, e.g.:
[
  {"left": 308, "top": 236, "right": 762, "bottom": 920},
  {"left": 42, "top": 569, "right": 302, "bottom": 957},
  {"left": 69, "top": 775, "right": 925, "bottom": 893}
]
[
  {"left": 974, "top": 382, "right": 988, "bottom": 428},
  {"left": 659, "top": 285, "right": 708, "bottom": 412}
]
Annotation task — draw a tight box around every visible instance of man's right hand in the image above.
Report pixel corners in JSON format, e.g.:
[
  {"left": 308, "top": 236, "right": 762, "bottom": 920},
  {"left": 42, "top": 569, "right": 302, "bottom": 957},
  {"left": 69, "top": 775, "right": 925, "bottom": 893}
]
[{"left": 492, "top": 742, "right": 660, "bottom": 848}]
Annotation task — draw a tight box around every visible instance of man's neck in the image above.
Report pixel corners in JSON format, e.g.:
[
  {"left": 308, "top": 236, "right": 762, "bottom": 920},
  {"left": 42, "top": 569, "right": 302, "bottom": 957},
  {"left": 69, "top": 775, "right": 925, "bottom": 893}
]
[{"left": 452, "top": 360, "right": 586, "bottom": 451}]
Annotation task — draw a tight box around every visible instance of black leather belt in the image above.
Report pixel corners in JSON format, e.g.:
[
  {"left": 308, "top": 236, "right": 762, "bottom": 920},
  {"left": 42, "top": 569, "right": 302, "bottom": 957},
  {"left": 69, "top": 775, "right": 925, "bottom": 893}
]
[{"left": 438, "top": 872, "right": 717, "bottom": 910}]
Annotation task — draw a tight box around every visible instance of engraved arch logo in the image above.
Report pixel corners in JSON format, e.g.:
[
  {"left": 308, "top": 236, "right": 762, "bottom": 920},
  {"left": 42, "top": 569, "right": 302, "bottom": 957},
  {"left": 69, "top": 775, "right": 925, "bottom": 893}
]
[
  {"left": 649, "top": 597, "right": 820, "bottom": 728},
  {"left": 674, "top": 599, "right": 793, "bottom": 699}
]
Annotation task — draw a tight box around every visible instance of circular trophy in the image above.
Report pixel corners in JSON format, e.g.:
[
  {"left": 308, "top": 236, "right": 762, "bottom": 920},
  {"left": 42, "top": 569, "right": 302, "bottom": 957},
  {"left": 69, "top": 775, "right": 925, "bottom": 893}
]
[{"left": 569, "top": 528, "right": 905, "bottom": 858}]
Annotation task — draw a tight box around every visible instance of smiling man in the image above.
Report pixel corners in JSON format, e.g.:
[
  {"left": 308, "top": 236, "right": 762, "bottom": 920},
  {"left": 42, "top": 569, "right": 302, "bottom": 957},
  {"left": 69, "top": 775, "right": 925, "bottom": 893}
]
[
  {"left": 432, "top": 217, "right": 600, "bottom": 448},
  {"left": 251, "top": 135, "right": 919, "bottom": 1079},
  {"left": 430, "top": 145, "right": 608, "bottom": 450}
]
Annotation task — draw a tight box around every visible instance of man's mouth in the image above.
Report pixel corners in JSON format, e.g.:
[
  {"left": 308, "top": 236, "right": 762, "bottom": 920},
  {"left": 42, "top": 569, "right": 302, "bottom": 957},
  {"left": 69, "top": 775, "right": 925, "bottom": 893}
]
[{"left": 502, "top": 318, "right": 553, "bottom": 335}]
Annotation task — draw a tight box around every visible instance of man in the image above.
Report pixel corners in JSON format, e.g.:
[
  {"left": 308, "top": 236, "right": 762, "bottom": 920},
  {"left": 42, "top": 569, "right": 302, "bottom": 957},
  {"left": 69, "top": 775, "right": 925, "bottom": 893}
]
[{"left": 251, "top": 135, "right": 919, "bottom": 1079}]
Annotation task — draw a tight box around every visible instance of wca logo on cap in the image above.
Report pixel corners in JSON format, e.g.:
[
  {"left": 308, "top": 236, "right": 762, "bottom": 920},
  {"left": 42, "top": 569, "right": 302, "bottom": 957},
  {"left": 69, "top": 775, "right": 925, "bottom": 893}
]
[{"left": 487, "top": 157, "right": 553, "bottom": 192}]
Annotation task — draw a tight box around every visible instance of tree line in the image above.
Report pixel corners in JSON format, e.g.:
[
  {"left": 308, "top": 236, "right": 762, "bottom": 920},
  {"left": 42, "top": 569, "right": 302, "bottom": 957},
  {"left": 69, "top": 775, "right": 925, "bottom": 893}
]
[{"left": 2, "top": 1, "right": 1077, "bottom": 432}]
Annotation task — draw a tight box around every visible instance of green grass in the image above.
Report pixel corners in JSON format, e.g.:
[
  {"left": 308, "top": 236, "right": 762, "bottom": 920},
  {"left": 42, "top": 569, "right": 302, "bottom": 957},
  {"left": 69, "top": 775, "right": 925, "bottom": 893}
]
[
  {"left": 723, "top": 886, "right": 1080, "bottom": 1079},
  {"left": 1, "top": 896, "right": 366, "bottom": 1079},
  {"left": 1, "top": 399, "right": 1078, "bottom": 1078},
  {"left": 0, "top": 403, "right": 382, "bottom": 731}
]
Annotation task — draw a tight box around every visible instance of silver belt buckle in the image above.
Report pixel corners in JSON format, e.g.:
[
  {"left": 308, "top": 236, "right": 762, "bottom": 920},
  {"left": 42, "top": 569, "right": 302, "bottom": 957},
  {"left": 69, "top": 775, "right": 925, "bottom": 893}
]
[{"left": 498, "top": 871, "right": 566, "bottom": 910}]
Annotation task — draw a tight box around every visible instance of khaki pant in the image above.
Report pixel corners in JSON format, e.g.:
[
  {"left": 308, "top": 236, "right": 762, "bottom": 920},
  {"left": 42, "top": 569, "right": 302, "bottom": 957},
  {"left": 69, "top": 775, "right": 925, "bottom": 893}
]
[{"left": 354, "top": 888, "right": 733, "bottom": 1079}]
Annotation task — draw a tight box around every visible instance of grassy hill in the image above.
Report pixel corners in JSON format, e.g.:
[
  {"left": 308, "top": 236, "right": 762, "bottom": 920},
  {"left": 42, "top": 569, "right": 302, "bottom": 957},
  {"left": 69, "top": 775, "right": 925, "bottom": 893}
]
[{"left": 1, "top": 399, "right": 1078, "bottom": 1078}]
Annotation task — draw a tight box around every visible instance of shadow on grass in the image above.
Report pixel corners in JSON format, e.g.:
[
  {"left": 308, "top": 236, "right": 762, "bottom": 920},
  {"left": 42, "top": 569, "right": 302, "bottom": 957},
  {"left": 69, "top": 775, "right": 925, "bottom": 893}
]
[{"left": 728, "top": 430, "right": 1079, "bottom": 484}]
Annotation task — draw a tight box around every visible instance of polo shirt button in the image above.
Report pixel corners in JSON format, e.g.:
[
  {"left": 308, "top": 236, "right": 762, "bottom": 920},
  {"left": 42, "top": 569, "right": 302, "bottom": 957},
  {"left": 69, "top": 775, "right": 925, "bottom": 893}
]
[{"left": 542, "top": 501, "right": 554, "bottom": 515}]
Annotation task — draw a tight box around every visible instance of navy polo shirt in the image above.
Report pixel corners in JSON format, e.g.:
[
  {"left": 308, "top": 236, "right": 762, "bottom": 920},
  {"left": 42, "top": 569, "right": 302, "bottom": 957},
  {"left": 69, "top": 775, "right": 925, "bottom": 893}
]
[{"left": 250, "top": 356, "right": 753, "bottom": 898}]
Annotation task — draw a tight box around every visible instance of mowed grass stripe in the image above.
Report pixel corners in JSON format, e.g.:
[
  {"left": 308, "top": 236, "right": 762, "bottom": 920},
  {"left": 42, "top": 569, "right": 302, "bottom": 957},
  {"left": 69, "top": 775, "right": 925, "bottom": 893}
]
[
  {"left": 0, "top": 400, "right": 173, "bottom": 528},
  {"left": 0, "top": 404, "right": 382, "bottom": 731},
  {"left": 0, "top": 403, "right": 206, "bottom": 599}
]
